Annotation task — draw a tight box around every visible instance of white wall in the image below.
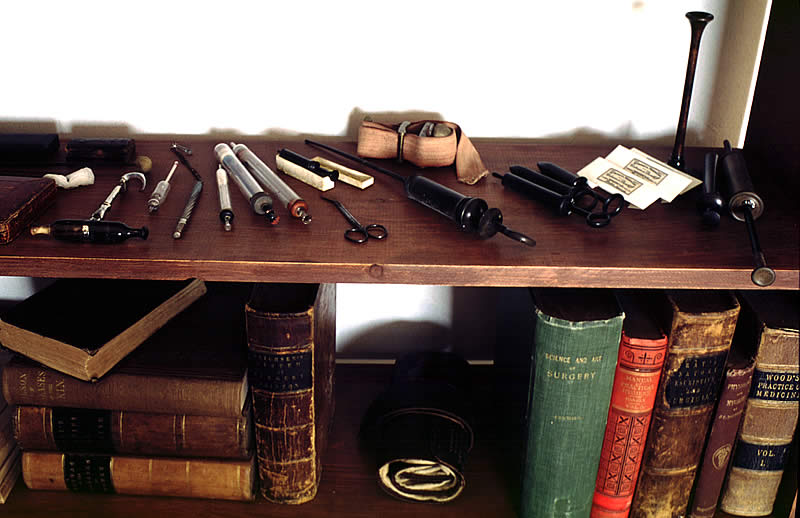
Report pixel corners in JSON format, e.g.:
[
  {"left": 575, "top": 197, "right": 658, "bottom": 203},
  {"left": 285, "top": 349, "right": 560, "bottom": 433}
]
[{"left": 0, "top": 0, "right": 770, "bottom": 360}]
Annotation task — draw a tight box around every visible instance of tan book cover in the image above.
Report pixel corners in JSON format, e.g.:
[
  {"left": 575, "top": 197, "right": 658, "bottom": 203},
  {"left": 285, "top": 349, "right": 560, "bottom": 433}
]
[
  {"left": 0, "top": 278, "right": 207, "bottom": 381},
  {"left": 720, "top": 290, "right": 799, "bottom": 516}
]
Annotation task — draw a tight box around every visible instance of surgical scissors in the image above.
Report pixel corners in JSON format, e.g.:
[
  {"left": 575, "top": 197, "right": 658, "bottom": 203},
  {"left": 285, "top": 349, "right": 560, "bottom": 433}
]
[{"left": 321, "top": 196, "right": 388, "bottom": 244}]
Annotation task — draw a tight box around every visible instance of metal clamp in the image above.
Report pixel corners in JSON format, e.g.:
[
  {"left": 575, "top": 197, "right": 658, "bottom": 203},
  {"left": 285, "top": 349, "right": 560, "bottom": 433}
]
[{"left": 396, "top": 120, "right": 411, "bottom": 163}]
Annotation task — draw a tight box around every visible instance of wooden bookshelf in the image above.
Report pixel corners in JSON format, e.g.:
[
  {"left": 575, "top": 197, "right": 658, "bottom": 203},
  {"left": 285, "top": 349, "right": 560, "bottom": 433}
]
[{"left": 1, "top": 137, "right": 798, "bottom": 516}]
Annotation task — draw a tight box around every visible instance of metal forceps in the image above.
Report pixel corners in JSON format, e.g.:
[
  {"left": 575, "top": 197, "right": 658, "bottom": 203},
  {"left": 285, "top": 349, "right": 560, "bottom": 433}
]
[{"left": 321, "top": 196, "right": 387, "bottom": 243}]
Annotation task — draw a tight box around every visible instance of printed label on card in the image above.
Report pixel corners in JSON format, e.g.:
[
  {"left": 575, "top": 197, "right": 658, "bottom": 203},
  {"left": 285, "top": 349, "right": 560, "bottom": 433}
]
[
  {"left": 577, "top": 157, "right": 661, "bottom": 210},
  {"left": 605, "top": 145, "right": 695, "bottom": 202}
]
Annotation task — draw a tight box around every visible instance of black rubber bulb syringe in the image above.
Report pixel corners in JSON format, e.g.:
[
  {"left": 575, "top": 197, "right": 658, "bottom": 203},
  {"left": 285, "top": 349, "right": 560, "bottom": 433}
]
[
  {"left": 718, "top": 139, "right": 775, "bottom": 287},
  {"left": 304, "top": 139, "right": 535, "bottom": 247}
]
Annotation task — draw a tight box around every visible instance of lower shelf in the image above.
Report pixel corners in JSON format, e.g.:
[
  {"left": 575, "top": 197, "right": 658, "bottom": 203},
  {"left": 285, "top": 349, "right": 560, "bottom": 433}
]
[{"left": 1, "top": 364, "right": 521, "bottom": 517}]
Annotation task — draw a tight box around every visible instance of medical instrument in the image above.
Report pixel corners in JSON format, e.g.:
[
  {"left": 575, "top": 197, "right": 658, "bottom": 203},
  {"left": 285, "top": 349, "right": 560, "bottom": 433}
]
[
  {"left": 231, "top": 142, "right": 311, "bottom": 224},
  {"left": 276, "top": 148, "right": 337, "bottom": 191},
  {"left": 215, "top": 143, "right": 278, "bottom": 224},
  {"left": 169, "top": 143, "right": 203, "bottom": 239},
  {"left": 321, "top": 196, "right": 387, "bottom": 244},
  {"left": 91, "top": 172, "right": 147, "bottom": 221},
  {"left": 30, "top": 219, "right": 148, "bottom": 243},
  {"left": 311, "top": 156, "right": 374, "bottom": 189},
  {"left": 216, "top": 166, "right": 234, "bottom": 231},
  {"left": 536, "top": 162, "right": 625, "bottom": 217},
  {"left": 304, "top": 139, "right": 535, "bottom": 247},
  {"left": 148, "top": 161, "right": 178, "bottom": 213},
  {"left": 668, "top": 11, "right": 714, "bottom": 171},
  {"left": 697, "top": 152, "right": 724, "bottom": 227},
  {"left": 718, "top": 140, "right": 775, "bottom": 287}
]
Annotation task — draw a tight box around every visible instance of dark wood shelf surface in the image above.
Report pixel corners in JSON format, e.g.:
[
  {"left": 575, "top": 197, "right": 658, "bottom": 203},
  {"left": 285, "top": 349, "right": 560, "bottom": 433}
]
[
  {"left": 1, "top": 138, "right": 798, "bottom": 289},
  {"left": 1, "top": 364, "right": 520, "bottom": 517}
]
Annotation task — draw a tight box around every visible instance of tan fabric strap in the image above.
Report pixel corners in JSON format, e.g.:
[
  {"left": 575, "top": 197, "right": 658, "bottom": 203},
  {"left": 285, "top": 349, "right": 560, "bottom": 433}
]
[{"left": 356, "top": 120, "right": 489, "bottom": 185}]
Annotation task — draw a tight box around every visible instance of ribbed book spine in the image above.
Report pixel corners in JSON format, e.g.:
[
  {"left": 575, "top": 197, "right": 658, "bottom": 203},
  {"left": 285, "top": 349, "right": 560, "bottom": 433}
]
[
  {"left": 720, "top": 291, "right": 799, "bottom": 516},
  {"left": 688, "top": 356, "right": 754, "bottom": 518},
  {"left": 592, "top": 330, "right": 668, "bottom": 518},
  {"left": 521, "top": 289, "right": 624, "bottom": 518},
  {"left": 630, "top": 290, "right": 740, "bottom": 518},
  {"left": 245, "top": 283, "right": 335, "bottom": 505}
]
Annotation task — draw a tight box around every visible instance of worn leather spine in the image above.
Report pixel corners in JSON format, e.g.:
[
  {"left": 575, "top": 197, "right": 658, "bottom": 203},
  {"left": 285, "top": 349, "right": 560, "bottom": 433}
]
[
  {"left": 0, "top": 176, "right": 57, "bottom": 244},
  {"left": 22, "top": 451, "right": 255, "bottom": 501},
  {"left": 630, "top": 290, "right": 740, "bottom": 518},
  {"left": 245, "top": 283, "right": 336, "bottom": 504},
  {"left": 13, "top": 405, "right": 252, "bottom": 459},
  {"left": 688, "top": 352, "right": 754, "bottom": 518},
  {"left": 720, "top": 291, "right": 799, "bottom": 516},
  {"left": 592, "top": 290, "right": 669, "bottom": 518}
]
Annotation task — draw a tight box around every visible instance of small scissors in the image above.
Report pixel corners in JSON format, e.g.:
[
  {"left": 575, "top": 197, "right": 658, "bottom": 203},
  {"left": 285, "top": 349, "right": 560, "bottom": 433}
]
[{"left": 321, "top": 196, "right": 388, "bottom": 244}]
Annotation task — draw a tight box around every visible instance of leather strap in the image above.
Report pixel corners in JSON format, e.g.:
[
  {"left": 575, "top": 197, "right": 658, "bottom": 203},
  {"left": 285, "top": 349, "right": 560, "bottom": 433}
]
[
  {"left": 360, "top": 352, "right": 475, "bottom": 503},
  {"left": 357, "top": 120, "right": 489, "bottom": 185}
]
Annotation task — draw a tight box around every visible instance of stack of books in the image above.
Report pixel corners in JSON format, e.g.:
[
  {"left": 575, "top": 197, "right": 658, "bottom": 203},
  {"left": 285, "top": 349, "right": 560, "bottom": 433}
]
[{"left": 0, "top": 279, "right": 256, "bottom": 502}]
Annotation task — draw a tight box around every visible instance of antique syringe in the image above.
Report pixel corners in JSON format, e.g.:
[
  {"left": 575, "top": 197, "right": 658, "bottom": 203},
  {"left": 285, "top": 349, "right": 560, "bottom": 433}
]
[{"left": 214, "top": 143, "right": 278, "bottom": 224}]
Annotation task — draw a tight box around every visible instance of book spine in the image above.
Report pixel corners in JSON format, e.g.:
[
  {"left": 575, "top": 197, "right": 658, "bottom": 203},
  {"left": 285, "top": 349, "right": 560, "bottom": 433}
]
[
  {"left": 245, "top": 283, "right": 335, "bottom": 504},
  {"left": 22, "top": 451, "right": 255, "bottom": 501},
  {"left": 520, "top": 307, "right": 624, "bottom": 518},
  {"left": 14, "top": 405, "right": 252, "bottom": 459},
  {"left": 630, "top": 296, "right": 740, "bottom": 518},
  {"left": 1, "top": 364, "right": 244, "bottom": 417},
  {"left": 720, "top": 327, "right": 799, "bottom": 516},
  {"left": 688, "top": 360, "right": 755, "bottom": 518},
  {"left": 591, "top": 332, "right": 669, "bottom": 518}
]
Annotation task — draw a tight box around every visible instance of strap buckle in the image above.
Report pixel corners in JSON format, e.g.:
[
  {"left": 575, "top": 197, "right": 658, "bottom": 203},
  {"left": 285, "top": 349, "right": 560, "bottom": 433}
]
[{"left": 396, "top": 120, "right": 411, "bottom": 163}]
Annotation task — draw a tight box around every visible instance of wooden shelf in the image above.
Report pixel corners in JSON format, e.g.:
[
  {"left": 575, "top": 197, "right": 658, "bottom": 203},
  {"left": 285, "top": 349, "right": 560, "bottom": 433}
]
[
  {"left": 1, "top": 364, "right": 522, "bottom": 517},
  {"left": 1, "top": 138, "right": 797, "bottom": 289}
]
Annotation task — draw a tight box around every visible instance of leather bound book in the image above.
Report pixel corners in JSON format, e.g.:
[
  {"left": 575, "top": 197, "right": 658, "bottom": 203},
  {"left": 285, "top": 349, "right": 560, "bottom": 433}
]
[
  {"left": 720, "top": 290, "right": 799, "bottom": 517},
  {"left": 0, "top": 278, "right": 207, "bottom": 381},
  {"left": 521, "top": 288, "right": 624, "bottom": 518},
  {"left": 22, "top": 451, "right": 255, "bottom": 501},
  {"left": 629, "top": 290, "right": 740, "bottom": 518},
  {"left": 245, "top": 283, "right": 336, "bottom": 504},
  {"left": 0, "top": 176, "right": 57, "bottom": 244},
  {"left": 592, "top": 290, "right": 669, "bottom": 518},
  {"left": 13, "top": 403, "right": 253, "bottom": 459},
  {"left": 2, "top": 282, "right": 250, "bottom": 417},
  {"left": 688, "top": 345, "right": 755, "bottom": 518}
]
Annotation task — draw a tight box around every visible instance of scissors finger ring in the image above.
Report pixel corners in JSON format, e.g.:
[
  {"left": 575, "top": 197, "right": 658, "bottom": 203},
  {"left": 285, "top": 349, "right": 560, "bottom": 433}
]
[{"left": 321, "top": 196, "right": 388, "bottom": 244}]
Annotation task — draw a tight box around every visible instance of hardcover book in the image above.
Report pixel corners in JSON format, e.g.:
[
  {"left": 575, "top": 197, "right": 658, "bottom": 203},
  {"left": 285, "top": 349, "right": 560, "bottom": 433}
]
[
  {"left": 245, "top": 283, "right": 336, "bottom": 504},
  {"left": 22, "top": 451, "right": 255, "bottom": 501},
  {"left": 0, "top": 278, "right": 207, "bottom": 381},
  {"left": 629, "top": 290, "right": 740, "bottom": 518},
  {"left": 592, "top": 290, "right": 669, "bottom": 518},
  {"left": 2, "top": 282, "right": 250, "bottom": 417},
  {"left": 720, "top": 290, "right": 799, "bottom": 516},
  {"left": 521, "top": 288, "right": 624, "bottom": 518},
  {"left": 13, "top": 403, "right": 253, "bottom": 459},
  {"left": 0, "top": 175, "right": 57, "bottom": 244},
  {"left": 688, "top": 344, "right": 755, "bottom": 518}
]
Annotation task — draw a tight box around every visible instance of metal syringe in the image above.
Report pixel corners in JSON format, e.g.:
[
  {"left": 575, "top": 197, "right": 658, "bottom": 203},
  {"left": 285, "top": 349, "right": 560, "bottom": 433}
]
[
  {"left": 231, "top": 142, "right": 311, "bottom": 224},
  {"left": 214, "top": 143, "right": 278, "bottom": 225}
]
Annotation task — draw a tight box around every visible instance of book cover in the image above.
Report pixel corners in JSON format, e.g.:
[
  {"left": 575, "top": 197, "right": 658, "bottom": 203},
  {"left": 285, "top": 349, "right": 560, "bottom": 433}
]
[
  {"left": 13, "top": 403, "right": 253, "bottom": 459},
  {"left": 520, "top": 288, "right": 624, "bottom": 518},
  {"left": 592, "top": 290, "right": 669, "bottom": 518},
  {"left": 0, "top": 175, "right": 57, "bottom": 245},
  {"left": 688, "top": 345, "right": 755, "bottom": 518},
  {"left": 245, "top": 282, "right": 336, "bottom": 504},
  {"left": 629, "top": 290, "right": 740, "bottom": 518},
  {"left": 22, "top": 451, "right": 255, "bottom": 501},
  {"left": 2, "top": 282, "right": 250, "bottom": 417},
  {"left": 720, "top": 290, "right": 799, "bottom": 516},
  {"left": 0, "top": 278, "right": 207, "bottom": 381}
]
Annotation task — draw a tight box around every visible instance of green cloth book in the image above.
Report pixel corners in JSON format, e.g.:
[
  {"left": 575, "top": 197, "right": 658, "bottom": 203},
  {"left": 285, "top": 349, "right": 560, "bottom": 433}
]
[{"left": 521, "top": 288, "right": 624, "bottom": 518}]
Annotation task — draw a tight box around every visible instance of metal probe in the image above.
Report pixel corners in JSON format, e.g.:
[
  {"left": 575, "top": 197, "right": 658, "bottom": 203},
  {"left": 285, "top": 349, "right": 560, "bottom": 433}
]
[
  {"left": 216, "top": 166, "right": 234, "bottom": 231},
  {"left": 148, "top": 160, "right": 179, "bottom": 212},
  {"left": 231, "top": 143, "right": 311, "bottom": 224},
  {"left": 173, "top": 180, "right": 202, "bottom": 239}
]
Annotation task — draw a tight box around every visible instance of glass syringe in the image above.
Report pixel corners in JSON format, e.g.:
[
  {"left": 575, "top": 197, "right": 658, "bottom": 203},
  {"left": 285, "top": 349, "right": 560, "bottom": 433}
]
[
  {"left": 231, "top": 142, "right": 311, "bottom": 224},
  {"left": 214, "top": 143, "right": 278, "bottom": 225}
]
